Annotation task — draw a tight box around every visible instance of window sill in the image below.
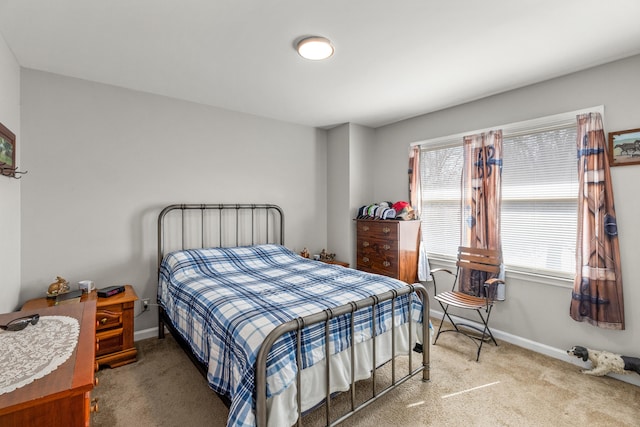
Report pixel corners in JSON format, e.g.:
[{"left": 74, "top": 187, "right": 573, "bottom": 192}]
[
  {"left": 504, "top": 268, "right": 573, "bottom": 289},
  {"left": 427, "top": 256, "right": 574, "bottom": 289}
]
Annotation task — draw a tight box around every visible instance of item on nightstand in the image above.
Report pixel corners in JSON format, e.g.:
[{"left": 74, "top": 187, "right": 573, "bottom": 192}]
[
  {"left": 319, "top": 249, "right": 336, "bottom": 261},
  {"left": 300, "top": 248, "right": 310, "bottom": 258},
  {"left": 55, "top": 289, "right": 83, "bottom": 305},
  {"left": 46, "top": 276, "right": 70, "bottom": 298},
  {"left": 97, "top": 285, "right": 126, "bottom": 298},
  {"left": 78, "top": 279, "right": 95, "bottom": 293}
]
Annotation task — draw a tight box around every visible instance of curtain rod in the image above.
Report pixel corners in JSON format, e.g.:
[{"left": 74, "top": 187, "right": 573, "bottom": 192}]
[{"left": 410, "top": 105, "right": 604, "bottom": 148}]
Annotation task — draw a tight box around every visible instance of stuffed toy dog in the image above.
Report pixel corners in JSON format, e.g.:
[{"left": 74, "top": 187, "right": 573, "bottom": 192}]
[{"left": 567, "top": 345, "right": 640, "bottom": 376}]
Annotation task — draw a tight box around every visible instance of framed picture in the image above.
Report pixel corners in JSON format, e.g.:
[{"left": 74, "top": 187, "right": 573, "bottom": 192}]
[
  {"left": 0, "top": 121, "right": 16, "bottom": 177},
  {"left": 608, "top": 128, "right": 640, "bottom": 167}
]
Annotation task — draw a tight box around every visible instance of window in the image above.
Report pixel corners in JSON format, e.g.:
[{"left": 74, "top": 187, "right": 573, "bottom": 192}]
[
  {"left": 417, "top": 109, "right": 596, "bottom": 279},
  {"left": 501, "top": 126, "right": 577, "bottom": 277}
]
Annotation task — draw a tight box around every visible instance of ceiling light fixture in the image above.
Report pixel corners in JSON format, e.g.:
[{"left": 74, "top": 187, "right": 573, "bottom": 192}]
[{"left": 296, "top": 36, "right": 334, "bottom": 60}]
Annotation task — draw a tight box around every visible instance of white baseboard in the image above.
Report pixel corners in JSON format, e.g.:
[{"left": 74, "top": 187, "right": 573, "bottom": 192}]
[
  {"left": 134, "top": 326, "right": 159, "bottom": 342},
  {"left": 430, "top": 309, "right": 640, "bottom": 388},
  {"left": 133, "top": 314, "right": 640, "bottom": 388}
]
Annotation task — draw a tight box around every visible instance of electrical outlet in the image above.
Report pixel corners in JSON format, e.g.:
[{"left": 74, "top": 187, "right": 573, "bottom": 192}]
[{"left": 142, "top": 298, "right": 150, "bottom": 312}]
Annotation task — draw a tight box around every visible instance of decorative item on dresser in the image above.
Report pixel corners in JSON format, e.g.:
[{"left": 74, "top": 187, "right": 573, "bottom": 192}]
[
  {"left": 355, "top": 219, "right": 421, "bottom": 283},
  {"left": 21, "top": 285, "right": 138, "bottom": 369},
  {"left": 0, "top": 301, "right": 98, "bottom": 427}
]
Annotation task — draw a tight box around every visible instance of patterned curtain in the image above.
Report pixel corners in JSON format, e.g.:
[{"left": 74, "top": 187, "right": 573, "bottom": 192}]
[
  {"left": 409, "top": 146, "right": 421, "bottom": 216},
  {"left": 409, "top": 145, "right": 430, "bottom": 281},
  {"left": 570, "top": 113, "right": 624, "bottom": 330},
  {"left": 459, "top": 130, "right": 503, "bottom": 297}
]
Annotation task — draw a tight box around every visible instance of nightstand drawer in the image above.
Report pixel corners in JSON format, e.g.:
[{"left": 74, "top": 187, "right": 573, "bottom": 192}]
[
  {"left": 96, "top": 328, "right": 124, "bottom": 356},
  {"left": 96, "top": 308, "right": 123, "bottom": 331}
]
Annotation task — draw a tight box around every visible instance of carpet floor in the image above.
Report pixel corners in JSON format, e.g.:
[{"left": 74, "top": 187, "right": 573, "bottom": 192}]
[{"left": 93, "top": 327, "right": 640, "bottom": 426}]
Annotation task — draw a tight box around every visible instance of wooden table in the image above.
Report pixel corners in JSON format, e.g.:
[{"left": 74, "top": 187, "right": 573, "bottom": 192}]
[
  {"left": 0, "top": 301, "right": 97, "bottom": 426},
  {"left": 22, "top": 285, "right": 138, "bottom": 369}
]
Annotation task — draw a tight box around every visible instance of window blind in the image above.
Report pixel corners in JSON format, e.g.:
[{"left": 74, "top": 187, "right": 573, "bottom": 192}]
[{"left": 417, "top": 108, "right": 596, "bottom": 278}]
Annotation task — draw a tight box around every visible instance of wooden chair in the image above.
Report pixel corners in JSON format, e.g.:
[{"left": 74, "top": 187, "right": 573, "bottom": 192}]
[{"left": 430, "top": 246, "right": 504, "bottom": 361}]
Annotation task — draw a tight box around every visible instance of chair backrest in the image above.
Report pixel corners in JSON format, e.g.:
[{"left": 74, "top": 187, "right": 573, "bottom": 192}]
[
  {"left": 455, "top": 246, "right": 502, "bottom": 298},
  {"left": 456, "top": 246, "right": 502, "bottom": 275}
]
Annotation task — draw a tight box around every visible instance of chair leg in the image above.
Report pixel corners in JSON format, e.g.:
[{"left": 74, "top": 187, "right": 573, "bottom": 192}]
[
  {"left": 474, "top": 306, "right": 496, "bottom": 361},
  {"left": 433, "top": 308, "right": 446, "bottom": 344},
  {"left": 476, "top": 308, "right": 498, "bottom": 346},
  {"left": 434, "top": 302, "right": 461, "bottom": 345}
]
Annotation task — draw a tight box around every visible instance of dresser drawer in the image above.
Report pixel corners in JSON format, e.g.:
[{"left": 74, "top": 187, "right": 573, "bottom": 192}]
[
  {"left": 358, "top": 244, "right": 398, "bottom": 263},
  {"left": 357, "top": 221, "right": 398, "bottom": 241},
  {"left": 357, "top": 237, "right": 398, "bottom": 253},
  {"left": 357, "top": 249, "right": 398, "bottom": 278}
]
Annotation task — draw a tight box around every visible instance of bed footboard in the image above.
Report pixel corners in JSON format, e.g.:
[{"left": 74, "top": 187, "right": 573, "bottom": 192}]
[{"left": 255, "top": 283, "right": 430, "bottom": 427}]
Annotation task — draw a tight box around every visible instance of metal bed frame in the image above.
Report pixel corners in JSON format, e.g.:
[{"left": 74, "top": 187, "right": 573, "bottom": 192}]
[{"left": 157, "top": 203, "right": 430, "bottom": 427}]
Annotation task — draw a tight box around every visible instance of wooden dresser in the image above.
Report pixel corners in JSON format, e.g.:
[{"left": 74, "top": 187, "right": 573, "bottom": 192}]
[
  {"left": 0, "top": 301, "right": 98, "bottom": 427},
  {"left": 356, "top": 219, "right": 421, "bottom": 283},
  {"left": 21, "top": 285, "right": 138, "bottom": 369}
]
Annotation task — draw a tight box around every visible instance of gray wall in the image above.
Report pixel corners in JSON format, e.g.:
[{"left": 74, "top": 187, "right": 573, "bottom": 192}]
[
  {"left": 327, "top": 124, "right": 351, "bottom": 265},
  {"left": 19, "top": 70, "right": 328, "bottom": 331},
  {"left": 326, "top": 123, "right": 375, "bottom": 268},
  {"left": 0, "top": 32, "right": 21, "bottom": 313},
  {"left": 372, "top": 55, "right": 640, "bottom": 370}
]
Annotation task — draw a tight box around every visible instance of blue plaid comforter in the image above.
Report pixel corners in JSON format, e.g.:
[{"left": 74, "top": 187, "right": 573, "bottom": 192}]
[{"left": 158, "top": 244, "right": 423, "bottom": 427}]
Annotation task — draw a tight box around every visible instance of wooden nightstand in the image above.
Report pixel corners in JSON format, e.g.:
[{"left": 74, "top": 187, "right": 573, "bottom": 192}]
[
  {"left": 95, "top": 285, "right": 138, "bottom": 368},
  {"left": 319, "top": 259, "right": 350, "bottom": 268},
  {"left": 22, "top": 285, "right": 138, "bottom": 369}
]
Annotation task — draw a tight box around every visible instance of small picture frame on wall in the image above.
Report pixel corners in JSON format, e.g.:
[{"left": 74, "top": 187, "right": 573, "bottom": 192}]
[
  {"left": 608, "top": 127, "right": 640, "bottom": 167},
  {"left": 0, "top": 121, "right": 16, "bottom": 178}
]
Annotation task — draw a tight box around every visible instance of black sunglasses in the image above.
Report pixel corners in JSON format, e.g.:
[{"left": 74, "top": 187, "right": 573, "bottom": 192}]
[{"left": 0, "top": 313, "right": 40, "bottom": 331}]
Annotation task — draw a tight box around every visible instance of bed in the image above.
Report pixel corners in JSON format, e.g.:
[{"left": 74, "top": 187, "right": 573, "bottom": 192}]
[{"left": 157, "top": 204, "right": 430, "bottom": 427}]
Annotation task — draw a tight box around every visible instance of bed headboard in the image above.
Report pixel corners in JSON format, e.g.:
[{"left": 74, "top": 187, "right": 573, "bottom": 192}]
[{"left": 157, "top": 203, "right": 285, "bottom": 268}]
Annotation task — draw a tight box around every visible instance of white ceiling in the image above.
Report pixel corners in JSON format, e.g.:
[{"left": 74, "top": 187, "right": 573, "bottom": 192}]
[{"left": 1, "top": 0, "right": 640, "bottom": 129}]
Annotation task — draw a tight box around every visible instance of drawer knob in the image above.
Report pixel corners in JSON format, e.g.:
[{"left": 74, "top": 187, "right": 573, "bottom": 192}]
[
  {"left": 91, "top": 398, "right": 99, "bottom": 413},
  {"left": 383, "top": 261, "right": 391, "bottom": 267},
  {"left": 362, "top": 241, "right": 369, "bottom": 247},
  {"left": 100, "top": 318, "right": 108, "bottom": 325},
  {"left": 383, "top": 244, "right": 390, "bottom": 250},
  {"left": 382, "top": 227, "right": 391, "bottom": 234},
  {"left": 94, "top": 376, "right": 99, "bottom": 386},
  {"left": 362, "top": 257, "right": 369, "bottom": 263},
  {"left": 363, "top": 225, "right": 369, "bottom": 231}
]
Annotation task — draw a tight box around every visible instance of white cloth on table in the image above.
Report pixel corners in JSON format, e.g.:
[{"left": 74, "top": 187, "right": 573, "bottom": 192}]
[{"left": 0, "top": 315, "right": 79, "bottom": 395}]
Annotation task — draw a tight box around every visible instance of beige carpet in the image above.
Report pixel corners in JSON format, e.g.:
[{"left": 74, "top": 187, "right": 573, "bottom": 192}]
[{"left": 93, "top": 328, "right": 640, "bottom": 426}]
